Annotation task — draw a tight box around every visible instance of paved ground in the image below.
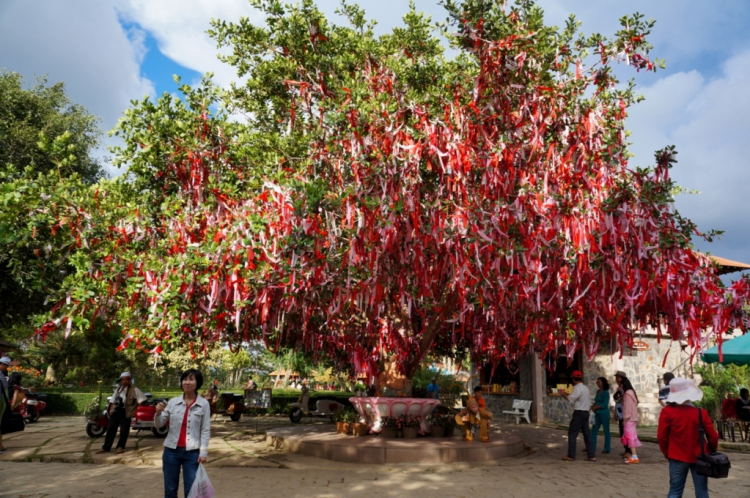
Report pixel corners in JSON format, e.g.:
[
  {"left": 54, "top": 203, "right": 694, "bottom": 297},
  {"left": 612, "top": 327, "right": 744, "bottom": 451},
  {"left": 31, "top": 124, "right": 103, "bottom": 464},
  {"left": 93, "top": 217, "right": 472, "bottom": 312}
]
[{"left": 1, "top": 416, "right": 749, "bottom": 498}]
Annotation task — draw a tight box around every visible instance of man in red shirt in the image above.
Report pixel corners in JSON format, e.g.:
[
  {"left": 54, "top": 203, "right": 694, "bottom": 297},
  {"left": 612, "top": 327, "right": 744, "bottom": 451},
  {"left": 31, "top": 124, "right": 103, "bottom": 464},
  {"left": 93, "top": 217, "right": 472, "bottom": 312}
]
[{"left": 657, "top": 378, "right": 718, "bottom": 498}]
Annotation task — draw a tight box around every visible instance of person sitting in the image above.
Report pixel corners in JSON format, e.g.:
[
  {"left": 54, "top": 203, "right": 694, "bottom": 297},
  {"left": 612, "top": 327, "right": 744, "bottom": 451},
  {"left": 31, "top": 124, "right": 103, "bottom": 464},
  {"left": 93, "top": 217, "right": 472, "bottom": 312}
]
[
  {"left": 473, "top": 386, "right": 488, "bottom": 411},
  {"left": 455, "top": 397, "right": 492, "bottom": 443},
  {"left": 204, "top": 385, "right": 219, "bottom": 415},
  {"left": 736, "top": 388, "right": 750, "bottom": 422}
]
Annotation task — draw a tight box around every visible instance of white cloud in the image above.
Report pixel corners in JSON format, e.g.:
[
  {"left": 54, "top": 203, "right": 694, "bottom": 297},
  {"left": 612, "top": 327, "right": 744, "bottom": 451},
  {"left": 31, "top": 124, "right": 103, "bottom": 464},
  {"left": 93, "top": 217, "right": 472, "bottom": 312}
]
[
  {"left": 626, "top": 50, "right": 750, "bottom": 264},
  {"left": 0, "top": 0, "right": 154, "bottom": 175},
  {"left": 116, "top": 0, "right": 263, "bottom": 88}
]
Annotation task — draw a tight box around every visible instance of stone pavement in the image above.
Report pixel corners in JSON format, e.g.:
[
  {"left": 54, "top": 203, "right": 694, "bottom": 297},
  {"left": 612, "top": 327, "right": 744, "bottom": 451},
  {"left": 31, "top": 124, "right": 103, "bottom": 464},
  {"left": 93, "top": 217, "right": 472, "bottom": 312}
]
[{"left": 1, "top": 416, "right": 749, "bottom": 498}]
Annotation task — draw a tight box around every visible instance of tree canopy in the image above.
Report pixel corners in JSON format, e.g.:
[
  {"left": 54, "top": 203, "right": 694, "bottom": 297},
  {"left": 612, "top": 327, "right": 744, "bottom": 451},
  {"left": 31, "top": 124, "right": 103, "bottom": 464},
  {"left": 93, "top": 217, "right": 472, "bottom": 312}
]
[{"left": 34, "top": 0, "right": 750, "bottom": 381}]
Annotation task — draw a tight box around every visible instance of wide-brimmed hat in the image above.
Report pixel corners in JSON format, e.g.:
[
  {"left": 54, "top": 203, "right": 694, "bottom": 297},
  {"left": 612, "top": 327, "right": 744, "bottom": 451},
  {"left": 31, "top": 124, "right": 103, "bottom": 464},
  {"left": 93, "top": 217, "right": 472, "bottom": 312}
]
[
  {"left": 666, "top": 378, "right": 703, "bottom": 404},
  {"left": 615, "top": 370, "right": 627, "bottom": 379}
]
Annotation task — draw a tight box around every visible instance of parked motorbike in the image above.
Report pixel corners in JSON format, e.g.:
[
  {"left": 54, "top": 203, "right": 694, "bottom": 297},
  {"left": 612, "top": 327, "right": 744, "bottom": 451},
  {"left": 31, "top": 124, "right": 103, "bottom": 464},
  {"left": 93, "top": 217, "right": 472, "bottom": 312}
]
[
  {"left": 85, "top": 393, "right": 169, "bottom": 438},
  {"left": 11, "top": 387, "right": 47, "bottom": 423},
  {"left": 132, "top": 394, "right": 169, "bottom": 437},
  {"left": 289, "top": 387, "right": 345, "bottom": 423}
]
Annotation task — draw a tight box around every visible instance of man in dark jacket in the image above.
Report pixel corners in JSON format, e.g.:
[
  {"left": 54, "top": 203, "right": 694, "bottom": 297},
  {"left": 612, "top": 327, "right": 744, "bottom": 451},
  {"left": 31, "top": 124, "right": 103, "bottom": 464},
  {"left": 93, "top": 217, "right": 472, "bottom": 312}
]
[{"left": 657, "top": 378, "right": 719, "bottom": 498}]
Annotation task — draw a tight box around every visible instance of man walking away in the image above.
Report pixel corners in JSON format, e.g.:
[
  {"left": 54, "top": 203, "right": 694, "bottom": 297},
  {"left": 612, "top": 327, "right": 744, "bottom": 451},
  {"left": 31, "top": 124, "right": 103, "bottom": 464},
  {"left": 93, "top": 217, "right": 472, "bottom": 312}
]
[
  {"left": 96, "top": 372, "right": 146, "bottom": 454},
  {"left": 658, "top": 378, "right": 718, "bottom": 498},
  {"left": 561, "top": 370, "right": 595, "bottom": 462}
]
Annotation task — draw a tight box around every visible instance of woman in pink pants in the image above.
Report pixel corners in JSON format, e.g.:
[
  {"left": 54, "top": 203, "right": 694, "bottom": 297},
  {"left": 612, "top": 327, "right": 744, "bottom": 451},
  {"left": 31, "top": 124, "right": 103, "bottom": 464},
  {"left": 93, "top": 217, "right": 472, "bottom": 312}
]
[{"left": 620, "top": 377, "right": 641, "bottom": 464}]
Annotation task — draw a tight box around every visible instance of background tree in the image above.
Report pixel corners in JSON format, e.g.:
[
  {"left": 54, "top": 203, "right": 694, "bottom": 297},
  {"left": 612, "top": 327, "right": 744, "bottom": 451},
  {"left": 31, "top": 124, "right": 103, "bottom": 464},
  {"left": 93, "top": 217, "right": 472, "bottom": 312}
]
[
  {"left": 36, "top": 1, "right": 750, "bottom": 389},
  {"left": 0, "top": 72, "right": 105, "bottom": 344}
]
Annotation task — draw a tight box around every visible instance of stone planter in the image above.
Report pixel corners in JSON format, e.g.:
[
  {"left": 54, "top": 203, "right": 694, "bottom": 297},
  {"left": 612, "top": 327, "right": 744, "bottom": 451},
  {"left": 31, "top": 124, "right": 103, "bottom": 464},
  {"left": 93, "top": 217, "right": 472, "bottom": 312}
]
[
  {"left": 445, "top": 425, "right": 456, "bottom": 437},
  {"left": 402, "top": 427, "right": 419, "bottom": 439},
  {"left": 351, "top": 423, "right": 369, "bottom": 437},
  {"left": 429, "top": 425, "right": 445, "bottom": 438},
  {"left": 335, "top": 422, "right": 350, "bottom": 435},
  {"left": 380, "top": 426, "right": 398, "bottom": 438}
]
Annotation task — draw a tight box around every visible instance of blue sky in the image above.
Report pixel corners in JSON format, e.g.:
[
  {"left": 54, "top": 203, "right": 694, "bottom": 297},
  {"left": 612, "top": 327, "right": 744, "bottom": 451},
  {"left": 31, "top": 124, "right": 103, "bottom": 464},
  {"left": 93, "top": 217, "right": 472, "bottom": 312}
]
[{"left": 2, "top": 0, "right": 750, "bottom": 272}]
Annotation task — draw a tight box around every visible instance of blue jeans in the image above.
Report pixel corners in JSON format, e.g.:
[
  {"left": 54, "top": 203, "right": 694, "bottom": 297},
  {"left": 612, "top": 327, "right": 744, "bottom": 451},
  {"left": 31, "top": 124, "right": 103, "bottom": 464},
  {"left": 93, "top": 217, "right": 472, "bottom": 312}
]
[
  {"left": 668, "top": 459, "right": 709, "bottom": 498},
  {"left": 163, "top": 447, "right": 200, "bottom": 498},
  {"left": 591, "top": 411, "right": 611, "bottom": 453}
]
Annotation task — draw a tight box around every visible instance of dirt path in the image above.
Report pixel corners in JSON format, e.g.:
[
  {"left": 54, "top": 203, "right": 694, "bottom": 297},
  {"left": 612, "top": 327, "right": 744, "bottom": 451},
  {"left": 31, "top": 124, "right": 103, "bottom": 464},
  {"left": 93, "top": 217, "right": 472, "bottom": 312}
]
[{"left": 1, "top": 417, "right": 748, "bottom": 497}]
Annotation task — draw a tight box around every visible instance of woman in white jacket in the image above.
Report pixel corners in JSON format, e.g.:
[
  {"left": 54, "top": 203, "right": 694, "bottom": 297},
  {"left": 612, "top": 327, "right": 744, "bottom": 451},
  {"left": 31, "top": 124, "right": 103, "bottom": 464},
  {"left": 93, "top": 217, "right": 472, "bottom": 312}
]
[{"left": 155, "top": 368, "right": 211, "bottom": 498}]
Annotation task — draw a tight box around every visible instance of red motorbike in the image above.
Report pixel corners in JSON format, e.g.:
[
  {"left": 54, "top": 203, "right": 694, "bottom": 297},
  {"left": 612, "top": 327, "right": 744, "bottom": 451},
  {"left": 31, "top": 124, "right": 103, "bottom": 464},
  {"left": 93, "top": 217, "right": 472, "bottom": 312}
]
[
  {"left": 86, "top": 393, "right": 169, "bottom": 438},
  {"left": 12, "top": 387, "right": 47, "bottom": 423}
]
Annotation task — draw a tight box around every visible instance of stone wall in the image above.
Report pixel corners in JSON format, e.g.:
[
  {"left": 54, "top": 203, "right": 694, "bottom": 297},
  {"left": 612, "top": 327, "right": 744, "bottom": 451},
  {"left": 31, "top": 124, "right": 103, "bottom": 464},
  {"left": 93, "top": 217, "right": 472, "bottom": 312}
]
[{"left": 542, "top": 337, "right": 694, "bottom": 425}]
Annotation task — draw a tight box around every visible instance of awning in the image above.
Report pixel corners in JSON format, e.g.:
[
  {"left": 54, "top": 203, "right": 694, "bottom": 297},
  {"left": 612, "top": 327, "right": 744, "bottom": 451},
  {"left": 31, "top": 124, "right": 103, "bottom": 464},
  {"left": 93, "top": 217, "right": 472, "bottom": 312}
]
[
  {"left": 702, "top": 334, "right": 750, "bottom": 366},
  {"left": 703, "top": 254, "right": 750, "bottom": 275}
]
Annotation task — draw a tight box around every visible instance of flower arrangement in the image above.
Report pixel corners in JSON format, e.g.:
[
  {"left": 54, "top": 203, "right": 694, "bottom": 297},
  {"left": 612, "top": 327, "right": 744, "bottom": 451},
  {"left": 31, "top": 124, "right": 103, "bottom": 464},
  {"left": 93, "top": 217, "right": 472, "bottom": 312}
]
[
  {"left": 397, "top": 414, "right": 422, "bottom": 428},
  {"left": 381, "top": 416, "right": 399, "bottom": 428},
  {"left": 427, "top": 413, "right": 456, "bottom": 427}
]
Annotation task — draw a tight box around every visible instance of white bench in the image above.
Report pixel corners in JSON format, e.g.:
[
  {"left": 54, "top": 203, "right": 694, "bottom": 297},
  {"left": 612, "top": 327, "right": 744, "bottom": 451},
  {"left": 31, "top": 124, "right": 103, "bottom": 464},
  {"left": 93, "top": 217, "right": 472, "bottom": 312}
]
[{"left": 503, "top": 399, "right": 532, "bottom": 424}]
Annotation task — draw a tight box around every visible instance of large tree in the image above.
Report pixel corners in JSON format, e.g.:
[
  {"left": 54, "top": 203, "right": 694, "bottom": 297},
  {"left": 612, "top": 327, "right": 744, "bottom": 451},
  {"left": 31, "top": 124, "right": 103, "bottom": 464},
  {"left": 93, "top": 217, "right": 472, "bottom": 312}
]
[{"left": 36, "top": 1, "right": 750, "bottom": 385}]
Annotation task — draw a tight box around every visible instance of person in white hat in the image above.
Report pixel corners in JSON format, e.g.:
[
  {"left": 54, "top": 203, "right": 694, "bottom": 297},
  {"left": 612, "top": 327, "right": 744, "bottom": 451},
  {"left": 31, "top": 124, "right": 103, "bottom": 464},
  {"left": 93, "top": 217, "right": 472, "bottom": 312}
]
[
  {"left": 657, "top": 377, "right": 719, "bottom": 498},
  {"left": 96, "top": 372, "right": 147, "bottom": 454},
  {"left": 0, "top": 356, "right": 11, "bottom": 453}
]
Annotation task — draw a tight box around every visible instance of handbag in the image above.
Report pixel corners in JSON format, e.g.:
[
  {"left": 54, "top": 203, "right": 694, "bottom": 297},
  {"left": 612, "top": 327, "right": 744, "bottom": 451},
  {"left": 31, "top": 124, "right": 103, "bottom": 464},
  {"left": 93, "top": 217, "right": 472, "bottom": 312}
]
[
  {"left": 695, "top": 406, "right": 730, "bottom": 479},
  {"left": 1, "top": 385, "right": 25, "bottom": 435}
]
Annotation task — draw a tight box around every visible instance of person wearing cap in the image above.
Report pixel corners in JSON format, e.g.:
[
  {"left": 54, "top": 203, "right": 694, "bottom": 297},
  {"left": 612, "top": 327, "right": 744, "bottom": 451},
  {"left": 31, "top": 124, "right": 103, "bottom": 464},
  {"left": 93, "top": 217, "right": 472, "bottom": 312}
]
[
  {"left": 561, "top": 370, "right": 595, "bottom": 462},
  {"left": 657, "top": 377, "right": 718, "bottom": 498},
  {"left": 96, "top": 372, "right": 147, "bottom": 454},
  {"left": 659, "top": 372, "right": 676, "bottom": 408},
  {"left": 0, "top": 356, "right": 11, "bottom": 453}
]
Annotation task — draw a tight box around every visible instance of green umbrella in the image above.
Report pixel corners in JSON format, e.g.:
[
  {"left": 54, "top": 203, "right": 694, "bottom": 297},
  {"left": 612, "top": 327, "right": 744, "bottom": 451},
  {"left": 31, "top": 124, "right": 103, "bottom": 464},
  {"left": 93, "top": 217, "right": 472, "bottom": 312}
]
[{"left": 702, "top": 334, "right": 750, "bottom": 366}]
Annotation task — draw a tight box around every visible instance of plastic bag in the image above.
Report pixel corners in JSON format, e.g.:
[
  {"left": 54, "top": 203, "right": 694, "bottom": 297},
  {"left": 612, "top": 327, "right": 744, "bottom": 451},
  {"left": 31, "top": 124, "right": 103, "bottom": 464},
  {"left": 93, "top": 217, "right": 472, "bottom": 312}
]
[
  {"left": 188, "top": 464, "right": 216, "bottom": 498},
  {"left": 589, "top": 412, "right": 596, "bottom": 427}
]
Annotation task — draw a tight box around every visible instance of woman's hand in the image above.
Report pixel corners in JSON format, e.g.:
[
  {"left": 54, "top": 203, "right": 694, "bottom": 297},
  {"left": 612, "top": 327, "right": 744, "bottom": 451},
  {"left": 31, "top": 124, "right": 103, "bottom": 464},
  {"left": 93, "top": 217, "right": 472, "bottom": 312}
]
[
  {"left": 155, "top": 401, "right": 167, "bottom": 414},
  {"left": 198, "top": 457, "right": 207, "bottom": 464}
]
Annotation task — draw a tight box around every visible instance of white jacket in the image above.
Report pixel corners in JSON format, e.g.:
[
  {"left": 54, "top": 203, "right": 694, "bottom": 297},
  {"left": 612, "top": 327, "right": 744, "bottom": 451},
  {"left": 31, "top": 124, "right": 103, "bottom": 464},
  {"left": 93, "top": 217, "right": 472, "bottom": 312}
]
[{"left": 155, "top": 394, "right": 211, "bottom": 458}]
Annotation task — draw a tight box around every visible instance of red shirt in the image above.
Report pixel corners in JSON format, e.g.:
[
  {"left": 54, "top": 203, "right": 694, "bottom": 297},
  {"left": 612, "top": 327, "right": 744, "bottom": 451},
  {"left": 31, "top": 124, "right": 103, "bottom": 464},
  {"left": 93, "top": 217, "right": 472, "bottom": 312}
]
[
  {"left": 177, "top": 398, "right": 196, "bottom": 448},
  {"left": 475, "top": 395, "right": 486, "bottom": 410},
  {"left": 657, "top": 404, "right": 719, "bottom": 463}
]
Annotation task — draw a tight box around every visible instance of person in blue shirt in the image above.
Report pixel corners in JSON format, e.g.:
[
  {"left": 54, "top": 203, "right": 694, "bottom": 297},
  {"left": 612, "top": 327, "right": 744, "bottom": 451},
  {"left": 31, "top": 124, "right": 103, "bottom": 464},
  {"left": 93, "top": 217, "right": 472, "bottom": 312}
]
[
  {"left": 590, "top": 376, "right": 611, "bottom": 454},
  {"left": 426, "top": 378, "right": 440, "bottom": 399}
]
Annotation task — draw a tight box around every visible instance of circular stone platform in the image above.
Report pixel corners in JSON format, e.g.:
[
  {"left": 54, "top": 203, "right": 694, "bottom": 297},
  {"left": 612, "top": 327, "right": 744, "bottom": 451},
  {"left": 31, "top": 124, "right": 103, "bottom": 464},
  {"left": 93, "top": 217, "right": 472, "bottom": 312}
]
[{"left": 266, "top": 425, "right": 525, "bottom": 464}]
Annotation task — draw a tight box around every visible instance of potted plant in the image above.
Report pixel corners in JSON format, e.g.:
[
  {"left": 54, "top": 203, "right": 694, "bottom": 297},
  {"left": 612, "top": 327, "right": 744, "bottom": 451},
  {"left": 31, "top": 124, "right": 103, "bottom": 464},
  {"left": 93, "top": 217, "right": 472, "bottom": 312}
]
[
  {"left": 427, "top": 413, "right": 447, "bottom": 438},
  {"left": 350, "top": 411, "right": 370, "bottom": 436},
  {"left": 332, "top": 409, "right": 352, "bottom": 435},
  {"left": 380, "top": 416, "right": 398, "bottom": 438},
  {"left": 398, "top": 414, "right": 421, "bottom": 439}
]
